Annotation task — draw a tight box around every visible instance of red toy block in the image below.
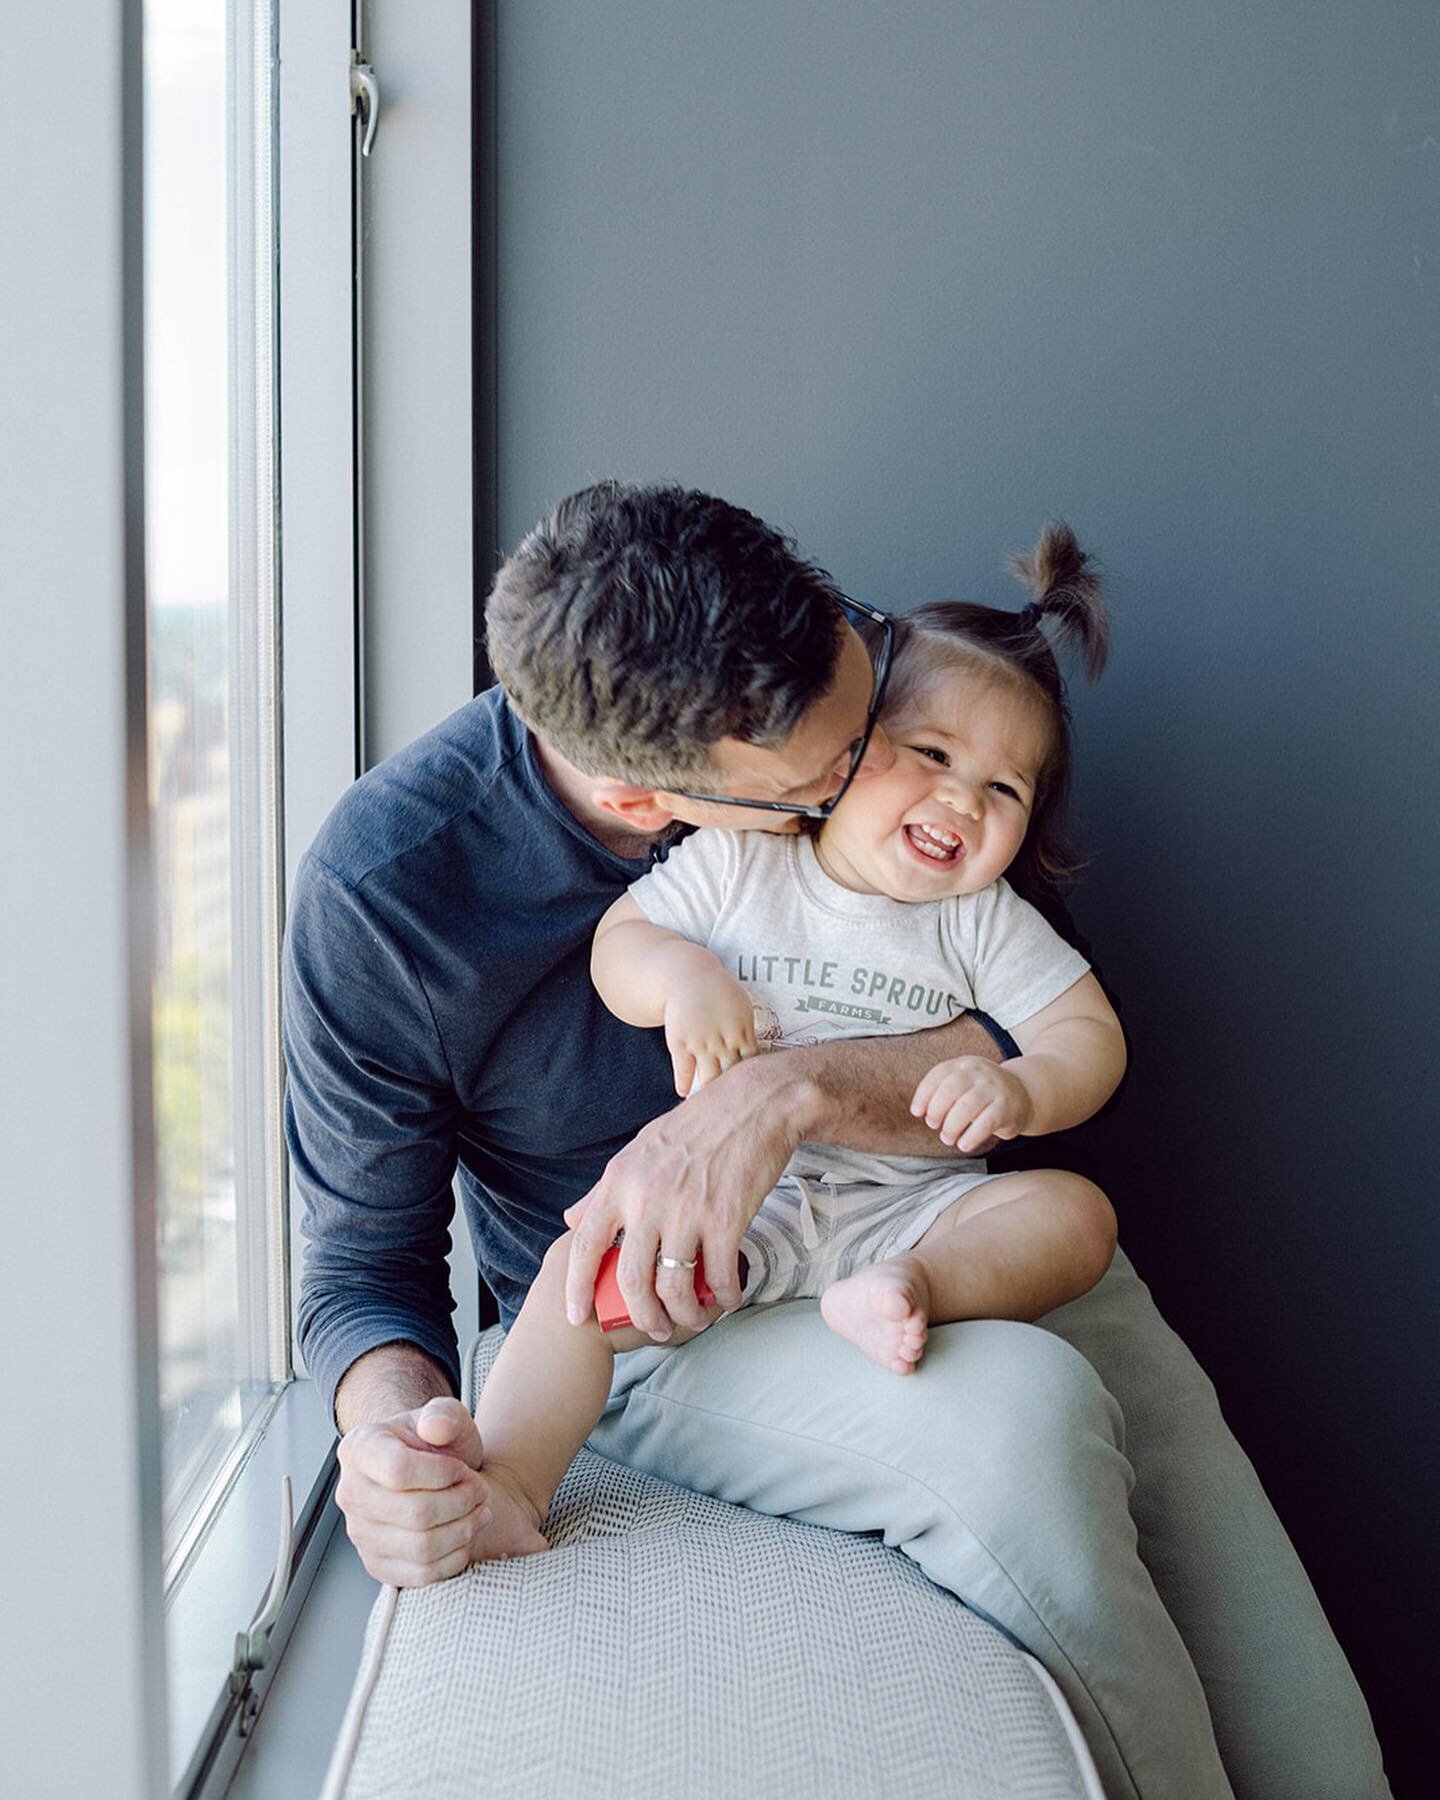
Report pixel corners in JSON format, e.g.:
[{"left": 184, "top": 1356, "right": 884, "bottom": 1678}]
[{"left": 593, "top": 1243, "right": 717, "bottom": 1332}]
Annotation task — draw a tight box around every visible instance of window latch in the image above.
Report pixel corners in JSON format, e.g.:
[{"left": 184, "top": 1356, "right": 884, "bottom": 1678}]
[
  {"left": 350, "top": 52, "right": 379, "bottom": 156},
  {"left": 227, "top": 1476, "right": 296, "bottom": 1737}
]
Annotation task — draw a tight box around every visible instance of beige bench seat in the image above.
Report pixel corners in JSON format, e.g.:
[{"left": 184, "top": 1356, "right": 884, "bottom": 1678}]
[{"left": 320, "top": 1328, "right": 1104, "bottom": 1800}]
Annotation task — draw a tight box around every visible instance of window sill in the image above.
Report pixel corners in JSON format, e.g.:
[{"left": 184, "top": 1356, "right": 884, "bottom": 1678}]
[{"left": 167, "top": 1377, "right": 339, "bottom": 1798}]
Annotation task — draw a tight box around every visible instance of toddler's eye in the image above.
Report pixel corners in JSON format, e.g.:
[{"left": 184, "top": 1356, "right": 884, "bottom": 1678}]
[
  {"left": 916, "top": 745, "right": 949, "bottom": 766},
  {"left": 989, "top": 781, "right": 1020, "bottom": 800}
]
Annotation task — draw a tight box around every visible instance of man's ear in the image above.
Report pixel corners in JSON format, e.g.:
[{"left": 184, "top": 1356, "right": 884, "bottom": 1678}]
[{"left": 589, "top": 783, "right": 679, "bottom": 832}]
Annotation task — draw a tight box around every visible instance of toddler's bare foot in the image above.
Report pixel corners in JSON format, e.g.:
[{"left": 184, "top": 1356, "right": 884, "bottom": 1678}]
[
  {"left": 820, "top": 1256, "right": 931, "bottom": 1375},
  {"left": 470, "top": 1459, "right": 550, "bottom": 1563}
]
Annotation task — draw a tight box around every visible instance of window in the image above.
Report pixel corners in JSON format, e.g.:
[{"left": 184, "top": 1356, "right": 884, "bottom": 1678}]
[
  {"left": 145, "top": 2, "right": 360, "bottom": 1791},
  {"left": 7, "top": 4, "right": 359, "bottom": 1794},
  {"left": 145, "top": 0, "right": 288, "bottom": 1581}
]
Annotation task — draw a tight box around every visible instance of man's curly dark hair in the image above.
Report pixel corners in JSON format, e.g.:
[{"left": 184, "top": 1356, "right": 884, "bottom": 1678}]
[{"left": 485, "top": 482, "right": 846, "bottom": 787}]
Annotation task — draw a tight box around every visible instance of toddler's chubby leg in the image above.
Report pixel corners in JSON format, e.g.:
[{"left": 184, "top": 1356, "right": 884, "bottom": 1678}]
[
  {"left": 819, "top": 1170, "right": 1116, "bottom": 1376},
  {"left": 471, "top": 1230, "right": 725, "bottom": 1560}
]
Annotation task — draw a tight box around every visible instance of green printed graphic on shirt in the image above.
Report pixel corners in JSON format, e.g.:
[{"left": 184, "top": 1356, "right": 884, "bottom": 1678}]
[
  {"left": 733, "top": 950, "right": 964, "bottom": 1034},
  {"left": 795, "top": 995, "right": 891, "bottom": 1024}
]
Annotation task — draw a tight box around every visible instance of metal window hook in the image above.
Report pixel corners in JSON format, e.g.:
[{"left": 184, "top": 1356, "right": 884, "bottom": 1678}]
[
  {"left": 350, "top": 52, "right": 379, "bottom": 156},
  {"left": 228, "top": 1476, "right": 295, "bottom": 1735}
]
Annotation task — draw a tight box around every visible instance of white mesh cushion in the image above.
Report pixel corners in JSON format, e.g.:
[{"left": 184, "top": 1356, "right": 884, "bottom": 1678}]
[{"left": 321, "top": 1328, "right": 1102, "bottom": 1800}]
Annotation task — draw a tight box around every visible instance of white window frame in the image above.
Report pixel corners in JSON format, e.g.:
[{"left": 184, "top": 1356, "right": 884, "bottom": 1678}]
[
  {"left": 165, "top": 2, "right": 364, "bottom": 1795},
  {"left": 358, "top": 0, "right": 483, "bottom": 1352},
  {"left": 277, "top": 0, "right": 366, "bottom": 1366},
  {"left": 174, "top": 0, "right": 482, "bottom": 1785}
]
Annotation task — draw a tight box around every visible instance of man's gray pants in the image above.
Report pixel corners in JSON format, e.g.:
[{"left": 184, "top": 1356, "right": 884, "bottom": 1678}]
[{"left": 590, "top": 1248, "right": 1390, "bottom": 1800}]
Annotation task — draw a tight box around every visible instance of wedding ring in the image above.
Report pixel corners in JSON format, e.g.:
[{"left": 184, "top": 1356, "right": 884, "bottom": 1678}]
[{"left": 656, "top": 1252, "right": 699, "bottom": 1271}]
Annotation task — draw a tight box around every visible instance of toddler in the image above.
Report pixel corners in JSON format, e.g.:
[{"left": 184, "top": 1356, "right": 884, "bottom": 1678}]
[{"left": 467, "top": 523, "right": 1126, "bottom": 1558}]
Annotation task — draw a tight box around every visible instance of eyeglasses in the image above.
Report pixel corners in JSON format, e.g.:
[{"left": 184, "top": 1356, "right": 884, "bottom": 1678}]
[{"left": 670, "top": 597, "right": 896, "bottom": 820}]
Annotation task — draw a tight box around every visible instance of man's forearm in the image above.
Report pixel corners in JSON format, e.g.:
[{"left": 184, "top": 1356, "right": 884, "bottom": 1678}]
[
  {"left": 759, "top": 1012, "right": 1008, "bottom": 1155},
  {"left": 334, "top": 1340, "right": 456, "bottom": 1434}
]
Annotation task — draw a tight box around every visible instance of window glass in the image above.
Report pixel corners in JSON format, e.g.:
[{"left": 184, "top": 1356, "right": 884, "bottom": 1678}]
[{"left": 145, "top": 0, "right": 286, "bottom": 1578}]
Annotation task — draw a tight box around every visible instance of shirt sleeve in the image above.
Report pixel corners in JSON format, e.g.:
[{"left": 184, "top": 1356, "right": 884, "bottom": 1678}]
[
  {"left": 962, "top": 878, "right": 1092, "bottom": 1032},
  {"left": 284, "top": 853, "right": 464, "bottom": 1422},
  {"left": 624, "top": 827, "right": 741, "bottom": 945}
]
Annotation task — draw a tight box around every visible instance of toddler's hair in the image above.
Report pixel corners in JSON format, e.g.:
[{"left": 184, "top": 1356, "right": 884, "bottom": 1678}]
[{"left": 882, "top": 522, "right": 1108, "bottom": 898}]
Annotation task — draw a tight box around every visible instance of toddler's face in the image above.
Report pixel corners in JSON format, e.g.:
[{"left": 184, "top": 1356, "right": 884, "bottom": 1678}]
[{"left": 815, "top": 669, "right": 1049, "bottom": 900}]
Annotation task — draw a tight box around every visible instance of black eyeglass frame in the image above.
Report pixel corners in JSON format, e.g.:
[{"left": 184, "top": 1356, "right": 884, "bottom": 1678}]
[{"left": 670, "top": 598, "right": 896, "bottom": 819}]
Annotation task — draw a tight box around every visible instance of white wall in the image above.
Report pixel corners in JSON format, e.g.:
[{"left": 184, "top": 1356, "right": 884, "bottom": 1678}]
[{"left": 0, "top": 5, "right": 169, "bottom": 1793}]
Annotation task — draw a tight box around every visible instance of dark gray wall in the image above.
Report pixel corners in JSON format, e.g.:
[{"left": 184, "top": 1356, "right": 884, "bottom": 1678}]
[{"left": 491, "top": 2, "right": 1438, "bottom": 1781}]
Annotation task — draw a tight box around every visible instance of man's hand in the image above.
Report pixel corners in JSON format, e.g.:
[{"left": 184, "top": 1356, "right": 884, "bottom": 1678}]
[
  {"left": 562, "top": 1053, "right": 815, "bottom": 1341},
  {"left": 335, "top": 1396, "right": 491, "bottom": 1587},
  {"left": 662, "top": 971, "right": 758, "bottom": 1096},
  {"left": 911, "top": 1055, "right": 1035, "bottom": 1154}
]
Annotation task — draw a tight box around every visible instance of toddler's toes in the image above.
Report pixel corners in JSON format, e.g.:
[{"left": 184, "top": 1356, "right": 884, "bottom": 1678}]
[
  {"left": 820, "top": 1258, "right": 933, "bottom": 1375},
  {"left": 892, "top": 1316, "right": 928, "bottom": 1373}
]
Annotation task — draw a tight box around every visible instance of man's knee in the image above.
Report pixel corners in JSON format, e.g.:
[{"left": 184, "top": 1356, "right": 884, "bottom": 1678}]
[
  {"left": 816, "top": 1319, "right": 1133, "bottom": 1589},
  {"left": 595, "top": 1305, "right": 1129, "bottom": 1571},
  {"left": 890, "top": 1317, "right": 1124, "bottom": 1491}
]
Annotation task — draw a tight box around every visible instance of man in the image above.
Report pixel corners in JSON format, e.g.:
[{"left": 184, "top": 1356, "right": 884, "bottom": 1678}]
[{"left": 286, "top": 483, "right": 1387, "bottom": 1799}]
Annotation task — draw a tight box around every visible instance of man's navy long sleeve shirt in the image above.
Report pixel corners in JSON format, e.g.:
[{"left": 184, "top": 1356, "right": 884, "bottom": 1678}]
[{"left": 283, "top": 687, "right": 677, "bottom": 1419}]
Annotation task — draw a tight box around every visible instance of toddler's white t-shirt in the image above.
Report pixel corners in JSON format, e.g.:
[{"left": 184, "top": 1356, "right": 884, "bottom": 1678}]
[{"left": 628, "top": 829, "right": 1089, "bottom": 1185}]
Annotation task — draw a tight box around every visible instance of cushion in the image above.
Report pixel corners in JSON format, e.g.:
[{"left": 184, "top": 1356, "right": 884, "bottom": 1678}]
[{"left": 320, "top": 1328, "right": 1103, "bottom": 1800}]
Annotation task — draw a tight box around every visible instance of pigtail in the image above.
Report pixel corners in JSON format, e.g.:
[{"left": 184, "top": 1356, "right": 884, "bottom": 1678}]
[{"left": 1008, "top": 521, "right": 1109, "bottom": 683}]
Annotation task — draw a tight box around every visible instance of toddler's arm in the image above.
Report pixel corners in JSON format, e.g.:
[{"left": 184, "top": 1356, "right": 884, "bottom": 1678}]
[
  {"left": 592, "top": 892, "right": 756, "bottom": 1095},
  {"left": 911, "top": 972, "right": 1125, "bottom": 1154}
]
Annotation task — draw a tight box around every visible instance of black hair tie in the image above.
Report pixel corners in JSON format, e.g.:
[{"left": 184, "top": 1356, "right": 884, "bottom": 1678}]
[{"left": 1016, "top": 600, "right": 1045, "bottom": 632}]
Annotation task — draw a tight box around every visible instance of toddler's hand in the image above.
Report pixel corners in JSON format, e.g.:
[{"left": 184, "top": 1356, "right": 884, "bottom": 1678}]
[
  {"left": 663, "top": 975, "right": 757, "bottom": 1096},
  {"left": 910, "top": 1056, "right": 1034, "bottom": 1153}
]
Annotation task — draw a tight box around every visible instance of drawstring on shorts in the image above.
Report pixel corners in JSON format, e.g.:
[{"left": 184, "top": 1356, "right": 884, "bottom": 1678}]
[{"left": 782, "top": 1171, "right": 843, "bottom": 1251}]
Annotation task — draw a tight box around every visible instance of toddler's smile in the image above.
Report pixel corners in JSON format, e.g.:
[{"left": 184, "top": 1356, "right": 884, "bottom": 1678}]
[{"left": 815, "top": 670, "right": 1050, "bottom": 901}]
